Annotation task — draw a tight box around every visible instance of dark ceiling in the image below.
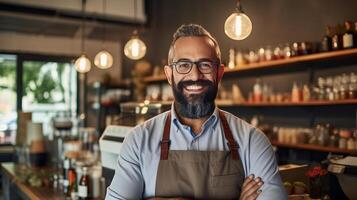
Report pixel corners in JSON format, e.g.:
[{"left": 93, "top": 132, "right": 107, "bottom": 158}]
[{"left": 0, "top": 2, "right": 150, "bottom": 41}]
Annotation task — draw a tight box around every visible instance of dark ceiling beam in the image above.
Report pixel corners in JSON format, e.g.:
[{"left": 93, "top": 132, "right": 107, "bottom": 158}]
[{"left": 0, "top": 2, "right": 148, "bottom": 28}]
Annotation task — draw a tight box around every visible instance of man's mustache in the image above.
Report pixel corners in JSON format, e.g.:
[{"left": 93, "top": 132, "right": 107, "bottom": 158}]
[{"left": 177, "top": 79, "right": 214, "bottom": 90}]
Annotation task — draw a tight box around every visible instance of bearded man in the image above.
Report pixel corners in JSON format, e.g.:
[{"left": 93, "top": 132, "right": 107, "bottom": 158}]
[{"left": 106, "top": 24, "right": 287, "bottom": 200}]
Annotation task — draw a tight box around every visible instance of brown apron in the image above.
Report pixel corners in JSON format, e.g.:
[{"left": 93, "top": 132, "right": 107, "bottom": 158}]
[{"left": 155, "top": 111, "right": 245, "bottom": 199}]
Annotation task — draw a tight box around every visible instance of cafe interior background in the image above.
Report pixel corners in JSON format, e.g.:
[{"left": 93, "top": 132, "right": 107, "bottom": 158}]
[{"left": 0, "top": 0, "right": 357, "bottom": 199}]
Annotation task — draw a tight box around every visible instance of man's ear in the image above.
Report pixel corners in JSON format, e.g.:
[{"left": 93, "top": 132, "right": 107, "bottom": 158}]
[
  {"left": 164, "top": 65, "right": 173, "bottom": 85},
  {"left": 217, "top": 63, "right": 225, "bottom": 82}
]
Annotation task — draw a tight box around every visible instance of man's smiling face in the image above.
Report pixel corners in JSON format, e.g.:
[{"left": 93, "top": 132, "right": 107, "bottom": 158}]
[{"left": 164, "top": 36, "right": 224, "bottom": 119}]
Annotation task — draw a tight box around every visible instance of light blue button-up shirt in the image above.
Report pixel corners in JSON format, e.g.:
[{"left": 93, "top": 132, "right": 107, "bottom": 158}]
[{"left": 106, "top": 105, "right": 287, "bottom": 200}]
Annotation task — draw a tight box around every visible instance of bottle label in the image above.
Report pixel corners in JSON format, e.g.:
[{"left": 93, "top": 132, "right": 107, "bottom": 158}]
[
  {"left": 343, "top": 34, "right": 353, "bottom": 48},
  {"left": 78, "top": 185, "right": 88, "bottom": 197}
]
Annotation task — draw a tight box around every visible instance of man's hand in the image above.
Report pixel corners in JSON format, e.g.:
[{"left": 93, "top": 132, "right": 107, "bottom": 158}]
[{"left": 240, "top": 174, "right": 264, "bottom": 200}]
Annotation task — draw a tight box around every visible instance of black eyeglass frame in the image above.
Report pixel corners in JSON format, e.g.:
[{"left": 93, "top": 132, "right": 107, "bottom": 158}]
[{"left": 169, "top": 60, "right": 220, "bottom": 74}]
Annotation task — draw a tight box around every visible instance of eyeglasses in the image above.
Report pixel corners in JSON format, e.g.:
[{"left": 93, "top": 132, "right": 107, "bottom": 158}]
[{"left": 169, "top": 60, "right": 219, "bottom": 74}]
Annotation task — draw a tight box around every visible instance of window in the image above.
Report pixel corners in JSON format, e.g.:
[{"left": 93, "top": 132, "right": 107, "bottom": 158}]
[
  {"left": 0, "top": 53, "right": 78, "bottom": 144},
  {"left": 22, "top": 59, "right": 77, "bottom": 136},
  {"left": 0, "top": 54, "right": 17, "bottom": 143}
]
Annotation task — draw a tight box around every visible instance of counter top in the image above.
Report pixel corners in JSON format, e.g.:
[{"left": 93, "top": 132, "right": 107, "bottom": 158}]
[{"left": 0, "top": 162, "right": 65, "bottom": 200}]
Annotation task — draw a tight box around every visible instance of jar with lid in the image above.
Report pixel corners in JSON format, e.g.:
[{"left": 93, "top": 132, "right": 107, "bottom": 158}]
[
  {"left": 339, "top": 129, "right": 351, "bottom": 149},
  {"left": 317, "top": 124, "right": 329, "bottom": 146},
  {"left": 348, "top": 72, "right": 357, "bottom": 99},
  {"left": 329, "top": 129, "right": 339, "bottom": 147},
  {"left": 340, "top": 73, "right": 350, "bottom": 100}
]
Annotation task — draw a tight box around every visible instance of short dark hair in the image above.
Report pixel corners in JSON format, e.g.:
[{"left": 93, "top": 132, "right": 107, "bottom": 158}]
[{"left": 168, "top": 24, "right": 221, "bottom": 64}]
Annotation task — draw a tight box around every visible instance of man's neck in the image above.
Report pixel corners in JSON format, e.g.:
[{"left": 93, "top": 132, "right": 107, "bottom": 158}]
[{"left": 174, "top": 103, "right": 213, "bottom": 135}]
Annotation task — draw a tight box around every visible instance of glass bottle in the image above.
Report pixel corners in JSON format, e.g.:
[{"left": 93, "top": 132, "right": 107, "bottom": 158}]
[
  {"left": 228, "top": 48, "right": 235, "bottom": 69},
  {"left": 332, "top": 24, "right": 343, "bottom": 51},
  {"left": 291, "top": 42, "right": 299, "bottom": 56},
  {"left": 321, "top": 26, "right": 332, "bottom": 52},
  {"left": 329, "top": 129, "right": 339, "bottom": 147},
  {"left": 340, "top": 73, "right": 349, "bottom": 100},
  {"left": 67, "top": 159, "right": 77, "bottom": 198},
  {"left": 253, "top": 79, "right": 262, "bottom": 103},
  {"left": 78, "top": 167, "right": 90, "bottom": 200},
  {"left": 283, "top": 43, "right": 292, "bottom": 58},
  {"left": 63, "top": 157, "right": 70, "bottom": 194},
  {"left": 343, "top": 21, "right": 354, "bottom": 49},
  {"left": 349, "top": 72, "right": 357, "bottom": 99},
  {"left": 339, "top": 130, "right": 348, "bottom": 149},
  {"left": 291, "top": 82, "right": 300, "bottom": 102},
  {"left": 303, "top": 84, "right": 311, "bottom": 102},
  {"left": 347, "top": 134, "right": 355, "bottom": 150}
]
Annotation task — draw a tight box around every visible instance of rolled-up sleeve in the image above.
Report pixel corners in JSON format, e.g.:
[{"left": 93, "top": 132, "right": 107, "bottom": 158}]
[
  {"left": 249, "top": 129, "right": 288, "bottom": 200},
  {"left": 106, "top": 127, "right": 144, "bottom": 200}
]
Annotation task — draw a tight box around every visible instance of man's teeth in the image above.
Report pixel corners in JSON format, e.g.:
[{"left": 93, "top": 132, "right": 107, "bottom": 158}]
[{"left": 186, "top": 85, "right": 203, "bottom": 90}]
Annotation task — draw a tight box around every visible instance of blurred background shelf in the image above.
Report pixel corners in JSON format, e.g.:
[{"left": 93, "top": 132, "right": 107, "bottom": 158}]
[
  {"left": 143, "top": 48, "right": 357, "bottom": 83},
  {"left": 271, "top": 141, "right": 356, "bottom": 154}
]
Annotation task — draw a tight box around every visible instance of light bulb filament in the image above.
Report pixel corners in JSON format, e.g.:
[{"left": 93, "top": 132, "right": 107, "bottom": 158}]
[
  {"left": 100, "top": 53, "right": 108, "bottom": 66},
  {"left": 235, "top": 15, "right": 242, "bottom": 36},
  {"left": 132, "top": 40, "right": 140, "bottom": 57}
]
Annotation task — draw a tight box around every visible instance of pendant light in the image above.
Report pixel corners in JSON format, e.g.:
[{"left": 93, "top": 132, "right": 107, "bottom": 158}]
[
  {"left": 124, "top": 0, "right": 147, "bottom": 60},
  {"left": 224, "top": 0, "right": 252, "bottom": 40},
  {"left": 94, "top": 0, "right": 113, "bottom": 69},
  {"left": 75, "top": 0, "right": 91, "bottom": 73}
]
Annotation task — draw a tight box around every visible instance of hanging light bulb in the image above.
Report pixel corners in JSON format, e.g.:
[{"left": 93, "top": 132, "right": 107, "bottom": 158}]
[
  {"left": 94, "top": 0, "right": 113, "bottom": 69},
  {"left": 124, "top": 33, "right": 147, "bottom": 60},
  {"left": 75, "top": 0, "right": 91, "bottom": 73},
  {"left": 95, "top": 50, "right": 113, "bottom": 69},
  {"left": 75, "top": 54, "right": 91, "bottom": 73},
  {"left": 224, "top": 0, "right": 252, "bottom": 40}
]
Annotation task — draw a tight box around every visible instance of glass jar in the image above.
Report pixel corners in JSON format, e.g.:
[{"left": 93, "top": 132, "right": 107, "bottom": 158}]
[
  {"left": 283, "top": 43, "right": 292, "bottom": 58},
  {"left": 348, "top": 72, "right": 357, "bottom": 99}
]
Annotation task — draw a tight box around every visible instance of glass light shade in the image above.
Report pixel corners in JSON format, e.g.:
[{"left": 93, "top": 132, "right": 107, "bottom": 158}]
[
  {"left": 74, "top": 54, "right": 91, "bottom": 73},
  {"left": 94, "top": 50, "right": 113, "bottom": 69},
  {"left": 224, "top": 12, "right": 252, "bottom": 40},
  {"left": 124, "top": 37, "right": 147, "bottom": 60}
]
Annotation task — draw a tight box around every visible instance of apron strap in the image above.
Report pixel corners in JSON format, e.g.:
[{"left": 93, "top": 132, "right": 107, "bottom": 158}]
[
  {"left": 218, "top": 111, "right": 239, "bottom": 160},
  {"left": 160, "top": 112, "right": 171, "bottom": 160},
  {"left": 160, "top": 110, "right": 239, "bottom": 160}
]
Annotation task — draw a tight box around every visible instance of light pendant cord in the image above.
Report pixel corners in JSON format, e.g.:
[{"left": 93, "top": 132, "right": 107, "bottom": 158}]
[
  {"left": 102, "top": 0, "right": 107, "bottom": 47},
  {"left": 236, "top": 0, "right": 243, "bottom": 13},
  {"left": 81, "top": 0, "right": 87, "bottom": 53}
]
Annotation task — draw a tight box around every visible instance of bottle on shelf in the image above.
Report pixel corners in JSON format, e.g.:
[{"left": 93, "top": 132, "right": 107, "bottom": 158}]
[
  {"left": 253, "top": 79, "right": 262, "bottom": 103},
  {"left": 291, "top": 82, "right": 301, "bottom": 102},
  {"left": 302, "top": 84, "right": 311, "bottom": 102},
  {"left": 321, "top": 26, "right": 332, "bottom": 52},
  {"left": 78, "top": 167, "right": 90, "bottom": 200},
  {"left": 349, "top": 72, "right": 357, "bottom": 99},
  {"left": 343, "top": 21, "right": 354, "bottom": 49},
  {"left": 67, "top": 159, "right": 77, "bottom": 198},
  {"left": 228, "top": 48, "right": 235, "bottom": 69},
  {"left": 62, "top": 157, "right": 70, "bottom": 195},
  {"left": 332, "top": 24, "right": 343, "bottom": 51}
]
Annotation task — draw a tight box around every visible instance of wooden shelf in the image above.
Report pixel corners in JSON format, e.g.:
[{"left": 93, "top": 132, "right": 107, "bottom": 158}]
[
  {"left": 225, "top": 48, "right": 357, "bottom": 73},
  {"left": 218, "top": 99, "right": 357, "bottom": 107},
  {"left": 142, "top": 48, "right": 357, "bottom": 83},
  {"left": 271, "top": 141, "right": 357, "bottom": 154}
]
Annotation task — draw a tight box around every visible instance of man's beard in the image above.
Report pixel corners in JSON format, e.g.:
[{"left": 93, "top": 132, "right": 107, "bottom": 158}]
[{"left": 172, "top": 75, "right": 217, "bottom": 119}]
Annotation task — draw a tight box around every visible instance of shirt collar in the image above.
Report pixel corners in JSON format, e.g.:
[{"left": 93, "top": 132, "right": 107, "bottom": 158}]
[{"left": 170, "top": 102, "right": 220, "bottom": 137}]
